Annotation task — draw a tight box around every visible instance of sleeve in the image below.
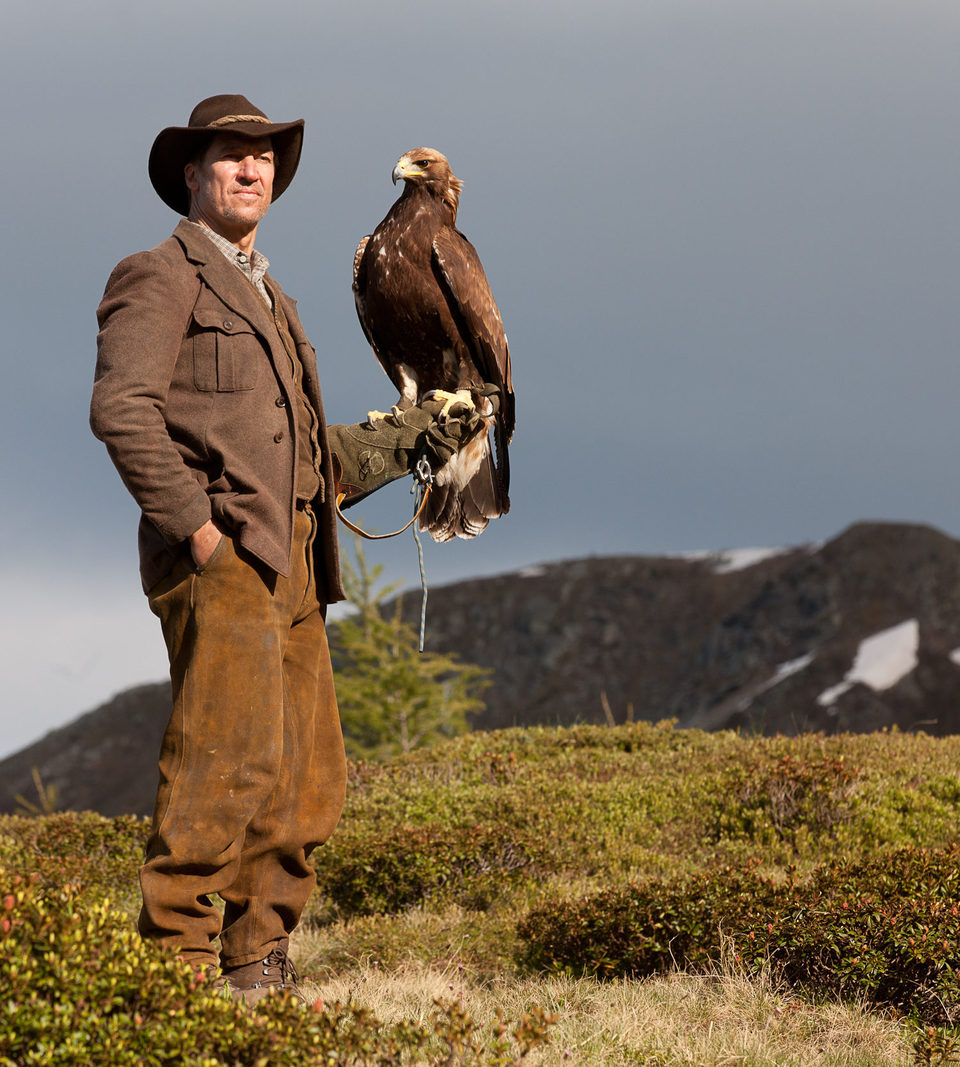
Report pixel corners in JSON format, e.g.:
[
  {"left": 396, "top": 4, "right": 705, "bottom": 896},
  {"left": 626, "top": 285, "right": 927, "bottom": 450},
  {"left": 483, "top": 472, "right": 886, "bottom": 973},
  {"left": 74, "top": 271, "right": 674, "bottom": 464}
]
[{"left": 90, "top": 250, "right": 213, "bottom": 544}]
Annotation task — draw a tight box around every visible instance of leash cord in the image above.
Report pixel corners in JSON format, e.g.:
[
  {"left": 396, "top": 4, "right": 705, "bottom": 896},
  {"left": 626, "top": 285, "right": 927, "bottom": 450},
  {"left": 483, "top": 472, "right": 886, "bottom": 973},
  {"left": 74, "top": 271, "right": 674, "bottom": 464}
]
[
  {"left": 412, "top": 488, "right": 428, "bottom": 653},
  {"left": 411, "top": 455, "right": 433, "bottom": 653},
  {"left": 334, "top": 454, "right": 434, "bottom": 652}
]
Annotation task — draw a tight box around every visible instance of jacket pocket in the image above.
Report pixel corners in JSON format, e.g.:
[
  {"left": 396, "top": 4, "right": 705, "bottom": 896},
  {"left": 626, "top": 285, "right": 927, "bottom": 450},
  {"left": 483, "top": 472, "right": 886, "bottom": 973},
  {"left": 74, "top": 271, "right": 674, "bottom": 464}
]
[{"left": 191, "top": 307, "right": 261, "bottom": 392}]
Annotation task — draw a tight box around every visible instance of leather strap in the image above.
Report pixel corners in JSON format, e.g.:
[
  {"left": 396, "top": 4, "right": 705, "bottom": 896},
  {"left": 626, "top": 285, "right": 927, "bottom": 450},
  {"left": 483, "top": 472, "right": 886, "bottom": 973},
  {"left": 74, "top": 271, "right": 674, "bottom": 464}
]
[{"left": 335, "top": 485, "right": 432, "bottom": 540}]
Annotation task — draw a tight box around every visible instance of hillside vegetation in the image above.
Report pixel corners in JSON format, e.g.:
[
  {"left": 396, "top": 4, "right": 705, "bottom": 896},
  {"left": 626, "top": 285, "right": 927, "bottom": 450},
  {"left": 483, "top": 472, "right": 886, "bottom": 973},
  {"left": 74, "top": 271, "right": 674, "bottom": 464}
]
[{"left": 4, "top": 721, "right": 960, "bottom": 1064}]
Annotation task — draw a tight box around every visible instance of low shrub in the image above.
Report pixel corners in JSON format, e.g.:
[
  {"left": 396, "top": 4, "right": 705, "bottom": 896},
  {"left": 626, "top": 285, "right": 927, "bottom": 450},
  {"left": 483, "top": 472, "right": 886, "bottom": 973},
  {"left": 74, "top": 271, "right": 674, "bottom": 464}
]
[
  {"left": 8, "top": 724, "right": 960, "bottom": 1046},
  {"left": 330, "top": 726, "right": 960, "bottom": 911},
  {"left": 0, "top": 869, "right": 555, "bottom": 1065},
  {"left": 313, "top": 822, "right": 539, "bottom": 917},
  {"left": 518, "top": 847, "right": 960, "bottom": 1025},
  {"left": 518, "top": 862, "right": 786, "bottom": 979},
  {"left": 712, "top": 753, "right": 861, "bottom": 851},
  {"left": 914, "top": 1027, "right": 960, "bottom": 1066},
  {"left": 738, "top": 846, "right": 960, "bottom": 1026},
  {"left": 0, "top": 812, "right": 148, "bottom": 902}
]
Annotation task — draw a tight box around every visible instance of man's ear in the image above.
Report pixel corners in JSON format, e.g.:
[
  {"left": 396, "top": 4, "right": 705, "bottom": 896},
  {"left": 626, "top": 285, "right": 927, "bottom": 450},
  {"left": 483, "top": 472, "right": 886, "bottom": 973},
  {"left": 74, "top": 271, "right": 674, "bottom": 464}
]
[{"left": 184, "top": 162, "right": 199, "bottom": 194}]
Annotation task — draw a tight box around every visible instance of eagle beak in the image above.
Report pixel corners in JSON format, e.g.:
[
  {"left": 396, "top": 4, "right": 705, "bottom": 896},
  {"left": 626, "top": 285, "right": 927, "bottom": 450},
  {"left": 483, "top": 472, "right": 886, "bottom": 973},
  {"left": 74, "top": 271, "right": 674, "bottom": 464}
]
[{"left": 392, "top": 159, "right": 421, "bottom": 184}]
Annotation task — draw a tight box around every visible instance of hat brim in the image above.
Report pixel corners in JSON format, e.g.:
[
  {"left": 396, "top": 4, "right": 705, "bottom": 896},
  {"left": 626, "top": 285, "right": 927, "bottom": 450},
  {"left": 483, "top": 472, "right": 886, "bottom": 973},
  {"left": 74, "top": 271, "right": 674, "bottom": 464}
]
[{"left": 148, "top": 119, "right": 304, "bottom": 216}]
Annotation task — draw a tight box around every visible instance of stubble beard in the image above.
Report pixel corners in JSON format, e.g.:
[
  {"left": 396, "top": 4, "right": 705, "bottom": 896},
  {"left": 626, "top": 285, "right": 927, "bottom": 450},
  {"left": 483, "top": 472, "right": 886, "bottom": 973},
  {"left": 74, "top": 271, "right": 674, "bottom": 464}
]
[{"left": 221, "top": 189, "right": 271, "bottom": 227}]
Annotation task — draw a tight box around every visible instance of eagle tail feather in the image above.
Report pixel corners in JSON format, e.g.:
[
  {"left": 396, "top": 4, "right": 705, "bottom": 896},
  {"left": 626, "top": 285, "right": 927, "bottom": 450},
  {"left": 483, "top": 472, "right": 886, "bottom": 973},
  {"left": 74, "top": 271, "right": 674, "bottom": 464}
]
[
  {"left": 421, "top": 445, "right": 505, "bottom": 541},
  {"left": 492, "top": 415, "right": 511, "bottom": 508}
]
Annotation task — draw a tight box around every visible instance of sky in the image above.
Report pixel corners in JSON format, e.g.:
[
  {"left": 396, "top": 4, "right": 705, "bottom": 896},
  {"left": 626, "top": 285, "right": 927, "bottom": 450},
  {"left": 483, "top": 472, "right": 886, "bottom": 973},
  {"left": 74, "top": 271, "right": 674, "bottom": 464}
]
[{"left": 1, "top": 0, "right": 958, "bottom": 758}]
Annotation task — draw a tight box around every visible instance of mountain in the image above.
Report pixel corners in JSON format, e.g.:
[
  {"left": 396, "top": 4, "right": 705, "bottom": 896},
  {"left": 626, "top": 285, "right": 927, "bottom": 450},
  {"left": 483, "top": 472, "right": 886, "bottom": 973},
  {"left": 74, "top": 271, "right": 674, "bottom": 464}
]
[
  {"left": 0, "top": 683, "right": 171, "bottom": 818},
  {"left": 417, "top": 519, "right": 960, "bottom": 738},
  {"left": 3, "top": 521, "right": 960, "bottom": 817}
]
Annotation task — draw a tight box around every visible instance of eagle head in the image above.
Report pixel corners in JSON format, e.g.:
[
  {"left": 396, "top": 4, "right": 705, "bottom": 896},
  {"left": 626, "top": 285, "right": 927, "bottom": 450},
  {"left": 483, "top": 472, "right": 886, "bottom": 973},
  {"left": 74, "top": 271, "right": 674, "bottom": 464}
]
[{"left": 392, "top": 147, "right": 462, "bottom": 217}]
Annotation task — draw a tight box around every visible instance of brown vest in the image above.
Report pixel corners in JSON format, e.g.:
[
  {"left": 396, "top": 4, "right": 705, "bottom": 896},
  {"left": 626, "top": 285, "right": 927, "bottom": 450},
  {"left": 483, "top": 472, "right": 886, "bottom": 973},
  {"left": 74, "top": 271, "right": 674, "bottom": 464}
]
[{"left": 271, "top": 290, "right": 322, "bottom": 502}]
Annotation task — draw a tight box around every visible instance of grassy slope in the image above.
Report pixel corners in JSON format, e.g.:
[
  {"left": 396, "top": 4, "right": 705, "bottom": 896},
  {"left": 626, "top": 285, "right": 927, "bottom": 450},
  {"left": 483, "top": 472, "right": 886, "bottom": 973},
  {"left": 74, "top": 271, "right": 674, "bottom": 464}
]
[
  {"left": 302, "top": 722, "right": 960, "bottom": 1063},
  {"left": 4, "top": 721, "right": 960, "bottom": 1064},
  {"left": 306, "top": 722, "right": 960, "bottom": 963}
]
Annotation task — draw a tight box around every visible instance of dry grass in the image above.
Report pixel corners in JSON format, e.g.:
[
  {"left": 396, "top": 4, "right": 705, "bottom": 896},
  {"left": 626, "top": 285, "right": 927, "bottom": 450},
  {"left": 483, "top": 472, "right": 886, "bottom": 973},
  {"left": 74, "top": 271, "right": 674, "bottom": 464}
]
[{"left": 293, "top": 932, "right": 912, "bottom": 1066}]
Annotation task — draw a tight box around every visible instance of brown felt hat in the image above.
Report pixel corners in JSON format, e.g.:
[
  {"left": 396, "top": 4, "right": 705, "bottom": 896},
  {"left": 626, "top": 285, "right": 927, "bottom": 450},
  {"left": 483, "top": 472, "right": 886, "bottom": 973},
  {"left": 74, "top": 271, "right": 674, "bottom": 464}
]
[{"left": 149, "top": 94, "right": 305, "bottom": 216}]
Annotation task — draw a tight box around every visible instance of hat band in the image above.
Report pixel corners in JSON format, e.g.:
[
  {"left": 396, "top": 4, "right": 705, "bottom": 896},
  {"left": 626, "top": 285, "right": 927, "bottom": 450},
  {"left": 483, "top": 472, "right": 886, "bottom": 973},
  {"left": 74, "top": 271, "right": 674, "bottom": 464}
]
[{"left": 206, "top": 114, "right": 271, "bottom": 128}]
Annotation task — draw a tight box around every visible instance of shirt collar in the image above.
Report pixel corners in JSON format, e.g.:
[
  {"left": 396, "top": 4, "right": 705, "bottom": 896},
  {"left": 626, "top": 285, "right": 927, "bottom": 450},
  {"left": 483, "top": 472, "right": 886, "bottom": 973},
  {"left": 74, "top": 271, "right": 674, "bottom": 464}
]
[{"left": 186, "top": 220, "right": 271, "bottom": 302}]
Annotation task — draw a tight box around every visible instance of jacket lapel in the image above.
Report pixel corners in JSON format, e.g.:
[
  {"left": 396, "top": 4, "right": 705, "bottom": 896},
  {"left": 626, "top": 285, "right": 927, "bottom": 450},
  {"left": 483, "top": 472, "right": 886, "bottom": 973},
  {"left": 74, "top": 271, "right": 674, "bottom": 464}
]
[{"left": 173, "top": 221, "right": 289, "bottom": 376}]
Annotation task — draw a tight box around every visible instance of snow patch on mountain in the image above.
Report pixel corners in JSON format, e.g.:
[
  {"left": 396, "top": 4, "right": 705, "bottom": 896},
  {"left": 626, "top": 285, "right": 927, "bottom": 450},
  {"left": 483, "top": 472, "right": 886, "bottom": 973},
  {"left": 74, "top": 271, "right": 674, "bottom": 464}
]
[
  {"left": 817, "top": 619, "right": 919, "bottom": 707},
  {"left": 772, "top": 652, "right": 816, "bottom": 683},
  {"left": 677, "top": 546, "right": 789, "bottom": 573}
]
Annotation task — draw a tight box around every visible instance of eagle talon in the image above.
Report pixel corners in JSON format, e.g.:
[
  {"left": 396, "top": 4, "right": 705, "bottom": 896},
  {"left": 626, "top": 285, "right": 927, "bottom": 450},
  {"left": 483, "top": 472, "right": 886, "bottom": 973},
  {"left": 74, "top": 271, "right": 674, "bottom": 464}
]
[{"left": 422, "top": 389, "right": 475, "bottom": 422}]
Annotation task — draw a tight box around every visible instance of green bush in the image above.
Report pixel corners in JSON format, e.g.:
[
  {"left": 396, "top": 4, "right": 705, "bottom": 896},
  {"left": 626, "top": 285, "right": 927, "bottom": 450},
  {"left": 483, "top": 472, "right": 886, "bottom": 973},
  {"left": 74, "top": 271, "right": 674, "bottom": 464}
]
[
  {"left": 711, "top": 753, "right": 862, "bottom": 850},
  {"left": 328, "top": 726, "right": 960, "bottom": 901},
  {"left": 517, "top": 862, "right": 785, "bottom": 979},
  {"left": 738, "top": 846, "right": 960, "bottom": 1026},
  {"left": 0, "top": 813, "right": 148, "bottom": 910},
  {"left": 518, "top": 847, "right": 960, "bottom": 1025},
  {"left": 0, "top": 869, "right": 554, "bottom": 1066},
  {"left": 314, "top": 822, "right": 539, "bottom": 916},
  {"left": 314, "top": 721, "right": 732, "bottom": 923}
]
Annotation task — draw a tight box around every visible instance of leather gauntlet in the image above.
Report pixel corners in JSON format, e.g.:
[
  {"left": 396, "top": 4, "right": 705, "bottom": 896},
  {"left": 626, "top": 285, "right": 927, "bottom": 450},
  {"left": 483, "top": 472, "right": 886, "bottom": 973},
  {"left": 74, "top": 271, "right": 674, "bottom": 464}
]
[{"left": 328, "top": 397, "right": 483, "bottom": 507}]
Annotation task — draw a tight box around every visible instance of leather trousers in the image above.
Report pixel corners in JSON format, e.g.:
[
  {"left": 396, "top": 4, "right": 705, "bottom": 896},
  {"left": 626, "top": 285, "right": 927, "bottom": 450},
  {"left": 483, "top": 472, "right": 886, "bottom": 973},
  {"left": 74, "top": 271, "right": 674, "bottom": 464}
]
[{"left": 141, "top": 505, "right": 346, "bottom": 968}]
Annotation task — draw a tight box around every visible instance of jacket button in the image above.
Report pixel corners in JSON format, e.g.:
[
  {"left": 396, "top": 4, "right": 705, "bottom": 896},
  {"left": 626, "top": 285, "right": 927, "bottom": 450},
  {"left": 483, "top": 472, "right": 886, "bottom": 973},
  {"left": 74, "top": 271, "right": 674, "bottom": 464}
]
[
  {"left": 274, "top": 431, "right": 284, "bottom": 443},
  {"left": 223, "top": 319, "right": 233, "bottom": 329},
  {"left": 275, "top": 397, "right": 286, "bottom": 408}
]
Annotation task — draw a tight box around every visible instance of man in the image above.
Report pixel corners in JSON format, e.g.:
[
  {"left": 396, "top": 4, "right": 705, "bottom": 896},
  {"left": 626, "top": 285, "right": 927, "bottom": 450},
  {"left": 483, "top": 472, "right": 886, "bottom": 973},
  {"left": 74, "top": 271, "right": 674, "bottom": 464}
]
[{"left": 91, "top": 95, "right": 480, "bottom": 1001}]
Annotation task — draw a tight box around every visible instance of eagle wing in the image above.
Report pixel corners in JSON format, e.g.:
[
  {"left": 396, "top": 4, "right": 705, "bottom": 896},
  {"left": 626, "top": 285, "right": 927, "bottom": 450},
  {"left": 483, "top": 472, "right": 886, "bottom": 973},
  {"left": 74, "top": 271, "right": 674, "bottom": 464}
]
[
  {"left": 431, "top": 228, "right": 515, "bottom": 441},
  {"left": 353, "top": 234, "right": 398, "bottom": 386}
]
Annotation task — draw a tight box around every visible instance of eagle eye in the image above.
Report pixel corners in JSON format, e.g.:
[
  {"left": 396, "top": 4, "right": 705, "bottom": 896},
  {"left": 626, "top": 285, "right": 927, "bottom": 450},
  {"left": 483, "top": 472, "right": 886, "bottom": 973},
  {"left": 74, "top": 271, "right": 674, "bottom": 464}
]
[{"left": 415, "top": 159, "right": 431, "bottom": 168}]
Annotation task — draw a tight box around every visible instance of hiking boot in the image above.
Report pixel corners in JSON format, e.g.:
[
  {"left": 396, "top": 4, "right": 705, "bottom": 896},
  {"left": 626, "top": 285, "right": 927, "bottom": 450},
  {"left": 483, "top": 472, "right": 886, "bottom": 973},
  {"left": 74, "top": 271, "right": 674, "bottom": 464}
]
[{"left": 221, "top": 946, "right": 303, "bottom": 1004}]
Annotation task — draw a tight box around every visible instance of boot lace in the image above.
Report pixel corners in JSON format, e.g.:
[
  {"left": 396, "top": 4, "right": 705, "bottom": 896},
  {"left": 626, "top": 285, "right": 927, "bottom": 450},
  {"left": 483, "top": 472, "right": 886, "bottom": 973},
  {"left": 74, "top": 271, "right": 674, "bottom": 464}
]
[{"left": 261, "top": 947, "right": 300, "bottom": 989}]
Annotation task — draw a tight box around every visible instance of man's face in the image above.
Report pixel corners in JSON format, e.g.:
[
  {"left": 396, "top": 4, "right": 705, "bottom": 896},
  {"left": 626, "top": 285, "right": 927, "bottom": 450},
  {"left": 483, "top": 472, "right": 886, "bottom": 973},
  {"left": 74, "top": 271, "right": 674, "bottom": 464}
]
[{"left": 185, "top": 133, "right": 275, "bottom": 238}]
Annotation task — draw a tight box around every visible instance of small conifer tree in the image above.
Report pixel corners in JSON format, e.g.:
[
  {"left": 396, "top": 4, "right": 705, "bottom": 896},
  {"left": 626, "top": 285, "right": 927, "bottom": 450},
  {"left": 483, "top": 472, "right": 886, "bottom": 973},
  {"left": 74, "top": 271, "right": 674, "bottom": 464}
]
[{"left": 331, "top": 537, "right": 490, "bottom": 760}]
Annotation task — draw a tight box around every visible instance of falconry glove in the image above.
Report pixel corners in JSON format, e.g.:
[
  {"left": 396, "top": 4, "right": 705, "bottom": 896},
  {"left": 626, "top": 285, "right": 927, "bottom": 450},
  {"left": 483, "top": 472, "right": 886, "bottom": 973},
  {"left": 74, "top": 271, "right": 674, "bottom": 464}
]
[{"left": 328, "top": 397, "right": 484, "bottom": 508}]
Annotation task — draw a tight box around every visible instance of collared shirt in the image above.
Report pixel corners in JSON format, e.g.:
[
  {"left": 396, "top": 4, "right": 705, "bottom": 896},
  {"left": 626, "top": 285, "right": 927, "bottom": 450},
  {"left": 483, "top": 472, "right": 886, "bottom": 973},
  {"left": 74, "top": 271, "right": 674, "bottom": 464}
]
[{"left": 186, "top": 220, "right": 272, "bottom": 307}]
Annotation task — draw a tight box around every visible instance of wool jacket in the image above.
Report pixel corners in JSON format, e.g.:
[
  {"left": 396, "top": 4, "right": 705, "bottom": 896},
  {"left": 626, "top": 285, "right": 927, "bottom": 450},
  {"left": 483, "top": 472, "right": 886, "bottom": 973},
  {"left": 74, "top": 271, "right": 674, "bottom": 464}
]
[{"left": 91, "top": 220, "right": 344, "bottom": 602}]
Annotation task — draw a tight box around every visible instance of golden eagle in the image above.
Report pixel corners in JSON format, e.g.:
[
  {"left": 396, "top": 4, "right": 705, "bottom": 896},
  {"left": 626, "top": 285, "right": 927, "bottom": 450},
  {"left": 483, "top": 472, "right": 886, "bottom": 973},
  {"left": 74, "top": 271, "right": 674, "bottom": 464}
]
[{"left": 352, "top": 147, "right": 514, "bottom": 542}]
